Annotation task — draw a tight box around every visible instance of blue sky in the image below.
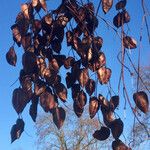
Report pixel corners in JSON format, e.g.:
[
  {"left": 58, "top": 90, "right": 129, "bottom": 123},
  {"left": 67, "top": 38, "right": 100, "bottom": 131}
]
[{"left": 0, "top": 0, "right": 149, "bottom": 150}]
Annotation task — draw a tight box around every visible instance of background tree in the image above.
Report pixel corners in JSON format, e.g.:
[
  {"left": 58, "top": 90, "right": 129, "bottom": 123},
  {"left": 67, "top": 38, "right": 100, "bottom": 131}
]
[
  {"left": 128, "top": 66, "right": 150, "bottom": 149},
  {"left": 35, "top": 106, "right": 112, "bottom": 150}
]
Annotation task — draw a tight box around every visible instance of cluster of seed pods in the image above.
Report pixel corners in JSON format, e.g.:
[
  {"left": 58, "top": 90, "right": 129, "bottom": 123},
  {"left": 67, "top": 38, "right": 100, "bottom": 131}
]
[{"left": 7, "top": 0, "right": 149, "bottom": 149}]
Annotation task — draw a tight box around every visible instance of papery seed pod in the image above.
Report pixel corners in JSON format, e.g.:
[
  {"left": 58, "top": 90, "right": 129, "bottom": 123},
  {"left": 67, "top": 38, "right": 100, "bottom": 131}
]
[
  {"left": 85, "top": 79, "right": 95, "bottom": 96},
  {"left": 16, "top": 118, "right": 25, "bottom": 132},
  {"left": 21, "top": 33, "right": 32, "bottom": 51},
  {"left": 110, "top": 95, "right": 119, "bottom": 111},
  {"left": 54, "top": 83, "right": 67, "bottom": 102},
  {"left": 39, "top": 0, "right": 47, "bottom": 12},
  {"left": 22, "top": 51, "right": 37, "bottom": 74},
  {"left": 113, "top": 10, "right": 130, "bottom": 28},
  {"left": 73, "top": 101, "right": 84, "bottom": 118},
  {"left": 34, "top": 80, "right": 46, "bottom": 96},
  {"left": 78, "top": 68, "right": 89, "bottom": 87},
  {"left": 51, "top": 39, "right": 62, "bottom": 53},
  {"left": 92, "top": 36, "right": 103, "bottom": 51},
  {"left": 76, "top": 90, "right": 87, "bottom": 109},
  {"left": 11, "top": 124, "right": 18, "bottom": 143},
  {"left": 123, "top": 10, "right": 130, "bottom": 23},
  {"left": 112, "top": 139, "right": 132, "bottom": 150},
  {"left": 133, "top": 91, "right": 149, "bottom": 113},
  {"left": 52, "top": 107, "right": 66, "bottom": 129},
  {"left": 101, "top": 106, "right": 115, "bottom": 127},
  {"left": 53, "top": 55, "right": 66, "bottom": 67},
  {"left": 55, "top": 27, "right": 64, "bottom": 43},
  {"left": 20, "top": 74, "right": 33, "bottom": 99},
  {"left": 64, "top": 57, "right": 75, "bottom": 69},
  {"left": 71, "top": 60, "right": 81, "bottom": 74},
  {"left": 32, "top": 19, "right": 42, "bottom": 34},
  {"left": 93, "top": 126, "right": 110, "bottom": 141},
  {"left": 29, "top": 97, "right": 38, "bottom": 122},
  {"left": 12, "top": 87, "right": 29, "bottom": 114},
  {"left": 97, "top": 52, "right": 106, "bottom": 69},
  {"left": 71, "top": 84, "right": 81, "bottom": 101},
  {"left": 98, "top": 94, "right": 110, "bottom": 108},
  {"left": 6, "top": 46, "right": 17, "bottom": 66},
  {"left": 15, "top": 12, "right": 29, "bottom": 36},
  {"left": 57, "top": 15, "right": 69, "bottom": 27},
  {"left": 102, "top": 0, "right": 113, "bottom": 14},
  {"left": 11, "top": 24, "right": 22, "bottom": 46},
  {"left": 44, "top": 14, "right": 52, "bottom": 25},
  {"left": 110, "top": 118, "right": 124, "bottom": 139},
  {"left": 97, "top": 67, "right": 111, "bottom": 84},
  {"left": 113, "top": 12, "right": 122, "bottom": 28},
  {"left": 72, "top": 37, "right": 82, "bottom": 51},
  {"left": 66, "top": 30, "right": 73, "bottom": 46},
  {"left": 66, "top": 72, "right": 76, "bottom": 89},
  {"left": 11, "top": 119, "right": 25, "bottom": 143},
  {"left": 40, "top": 89, "right": 58, "bottom": 112},
  {"left": 21, "top": 3, "right": 33, "bottom": 20},
  {"left": 73, "top": 25, "right": 82, "bottom": 37},
  {"left": 123, "top": 36, "right": 137, "bottom": 49},
  {"left": 115, "top": 0, "right": 126, "bottom": 10},
  {"left": 89, "top": 97, "right": 100, "bottom": 118},
  {"left": 32, "top": 0, "right": 41, "bottom": 12}
]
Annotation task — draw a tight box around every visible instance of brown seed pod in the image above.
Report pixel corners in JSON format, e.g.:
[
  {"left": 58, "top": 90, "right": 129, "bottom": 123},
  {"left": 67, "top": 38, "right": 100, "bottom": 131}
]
[
  {"left": 115, "top": 0, "right": 126, "bottom": 10},
  {"left": 97, "top": 67, "right": 111, "bottom": 84},
  {"left": 20, "top": 75, "right": 33, "bottom": 99},
  {"left": 32, "top": 19, "right": 42, "bottom": 34},
  {"left": 11, "top": 119, "right": 25, "bottom": 143},
  {"left": 71, "top": 84, "right": 81, "bottom": 101},
  {"left": 73, "top": 101, "right": 84, "bottom": 118},
  {"left": 11, "top": 24, "right": 22, "bottom": 46},
  {"left": 21, "top": 33, "right": 32, "bottom": 51},
  {"left": 89, "top": 97, "right": 100, "bottom": 119},
  {"left": 133, "top": 91, "right": 149, "bottom": 113},
  {"left": 66, "top": 72, "right": 76, "bottom": 89},
  {"left": 92, "top": 36, "right": 103, "bottom": 51},
  {"left": 34, "top": 80, "right": 46, "bottom": 96},
  {"left": 123, "top": 36, "right": 137, "bottom": 49},
  {"left": 51, "top": 39, "right": 62, "bottom": 53},
  {"left": 12, "top": 87, "right": 29, "bottom": 114},
  {"left": 6, "top": 46, "right": 17, "bottom": 66},
  {"left": 110, "top": 95, "right": 119, "bottom": 111},
  {"left": 54, "top": 83, "right": 67, "bottom": 102},
  {"left": 64, "top": 57, "right": 75, "bottom": 69},
  {"left": 21, "top": 3, "right": 33, "bottom": 20},
  {"left": 113, "top": 10, "right": 130, "bottom": 28},
  {"left": 76, "top": 90, "right": 87, "bottom": 109},
  {"left": 22, "top": 51, "right": 37, "bottom": 74},
  {"left": 29, "top": 97, "right": 39, "bottom": 122},
  {"left": 15, "top": 12, "right": 29, "bottom": 36},
  {"left": 85, "top": 79, "right": 95, "bottom": 96},
  {"left": 52, "top": 107, "right": 66, "bottom": 129},
  {"left": 32, "top": 0, "right": 41, "bottom": 12},
  {"left": 102, "top": 0, "right": 113, "bottom": 14},
  {"left": 112, "top": 139, "right": 131, "bottom": 150},
  {"left": 101, "top": 107, "right": 115, "bottom": 127},
  {"left": 39, "top": 0, "right": 47, "bottom": 12},
  {"left": 66, "top": 30, "right": 73, "bottom": 46},
  {"left": 57, "top": 14, "right": 69, "bottom": 27},
  {"left": 93, "top": 126, "right": 110, "bottom": 141},
  {"left": 71, "top": 60, "right": 81, "bottom": 73},
  {"left": 78, "top": 68, "right": 89, "bottom": 87},
  {"left": 110, "top": 118, "right": 124, "bottom": 139},
  {"left": 40, "top": 89, "right": 58, "bottom": 112}
]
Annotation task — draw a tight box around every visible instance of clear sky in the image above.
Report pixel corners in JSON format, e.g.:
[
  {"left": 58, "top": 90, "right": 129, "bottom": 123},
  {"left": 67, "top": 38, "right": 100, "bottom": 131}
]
[{"left": 0, "top": 0, "right": 149, "bottom": 150}]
